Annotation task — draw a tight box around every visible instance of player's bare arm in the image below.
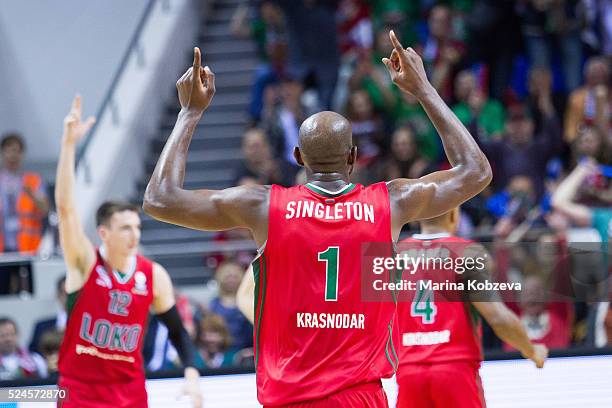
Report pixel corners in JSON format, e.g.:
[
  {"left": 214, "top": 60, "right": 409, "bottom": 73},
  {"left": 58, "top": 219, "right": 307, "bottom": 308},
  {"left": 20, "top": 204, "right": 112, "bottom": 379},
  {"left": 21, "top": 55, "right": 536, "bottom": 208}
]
[
  {"left": 382, "top": 31, "right": 492, "bottom": 239},
  {"left": 237, "top": 264, "right": 255, "bottom": 324},
  {"left": 143, "top": 47, "right": 269, "bottom": 247},
  {"left": 463, "top": 244, "right": 548, "bottom": 369},
  {"left": 55, "top": 95, "right": 97, "bottom": 293},
  {"left": 152, "top": 263, "right": 203, "bottom": 408}
]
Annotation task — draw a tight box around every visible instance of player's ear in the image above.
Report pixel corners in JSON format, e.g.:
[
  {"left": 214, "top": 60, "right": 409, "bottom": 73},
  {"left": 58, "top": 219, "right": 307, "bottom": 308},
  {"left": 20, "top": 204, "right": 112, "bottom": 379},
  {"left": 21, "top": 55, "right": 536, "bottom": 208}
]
[
  {"left": 97, "top": 225, "right": 108, "bottom": 242},
  {"left": 293, "top": 147, "right": 304, "bottom": 167},
  {"left": 348, "top": 146, "right": 357, "bottom": 165},
  {"left": 347, "top": 146, "right": 357, "bottom": 175}
]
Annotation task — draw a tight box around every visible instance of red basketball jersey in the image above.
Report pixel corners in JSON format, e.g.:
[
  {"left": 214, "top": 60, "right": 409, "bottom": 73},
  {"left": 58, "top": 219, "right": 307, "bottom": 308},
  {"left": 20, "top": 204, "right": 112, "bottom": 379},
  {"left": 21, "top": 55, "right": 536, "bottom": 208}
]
[
  {"left": 396, "top": 234, "right": 482, "bottom": 381},
  {"left": 58, "top": 249, "right": 154, "bottom": 383},
  {"left": 254, "top": 182, "right": 397, "bottom": 406}
]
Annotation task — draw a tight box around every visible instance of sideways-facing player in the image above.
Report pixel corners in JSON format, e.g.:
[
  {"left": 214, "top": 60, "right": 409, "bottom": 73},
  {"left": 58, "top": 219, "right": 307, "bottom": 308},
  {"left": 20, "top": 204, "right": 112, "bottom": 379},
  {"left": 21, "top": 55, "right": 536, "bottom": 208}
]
[
  {"left": 395, "top": 208, "right": 548, "bottom": 408},
  {"left": 55, "top": 96, "right": 202, "bottom": 408}
]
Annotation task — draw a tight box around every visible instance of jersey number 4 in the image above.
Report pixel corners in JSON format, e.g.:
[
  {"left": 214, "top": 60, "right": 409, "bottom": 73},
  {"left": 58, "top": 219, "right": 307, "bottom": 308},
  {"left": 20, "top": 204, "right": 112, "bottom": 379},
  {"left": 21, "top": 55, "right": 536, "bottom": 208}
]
[
  {"left": 318, "top": 246, "right": 339, "bottom": 301},
  {"left": 411, "top": 283, "right": 437, "bottom": 324}
]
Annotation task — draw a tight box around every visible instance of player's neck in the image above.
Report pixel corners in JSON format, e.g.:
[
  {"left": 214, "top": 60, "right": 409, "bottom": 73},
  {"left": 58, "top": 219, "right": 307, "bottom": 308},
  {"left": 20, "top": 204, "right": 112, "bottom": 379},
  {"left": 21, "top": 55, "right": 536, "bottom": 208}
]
[
  {"left": 420, "top": 226, "right": 452, "bottom": 235},
  {"left": 100, "top": 245, "right": 133, "bottom": 273},
  {"left": 306, "top": 171, "right": 351, "bottom": 190}
]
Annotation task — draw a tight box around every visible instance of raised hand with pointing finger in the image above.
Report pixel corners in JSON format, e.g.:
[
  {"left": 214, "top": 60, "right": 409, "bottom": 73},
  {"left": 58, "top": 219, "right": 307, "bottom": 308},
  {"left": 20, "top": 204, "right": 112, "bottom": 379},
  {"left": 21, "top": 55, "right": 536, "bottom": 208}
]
[
  {"left": 176, "top": 47, "right": 216, "bottom": 114},
  {"left": 382, "top": 30, "right": 432, "bottom": 99},
  {"left": 62, "top": 95, "right": 96, "bottom": 145}
]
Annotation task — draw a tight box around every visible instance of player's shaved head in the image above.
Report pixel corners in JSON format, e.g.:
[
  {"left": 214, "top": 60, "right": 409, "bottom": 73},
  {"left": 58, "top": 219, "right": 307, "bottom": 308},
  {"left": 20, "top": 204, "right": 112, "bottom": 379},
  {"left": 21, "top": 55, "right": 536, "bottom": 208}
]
[{"left": 296, "top": 111, "right": 354, "bottom": 173}]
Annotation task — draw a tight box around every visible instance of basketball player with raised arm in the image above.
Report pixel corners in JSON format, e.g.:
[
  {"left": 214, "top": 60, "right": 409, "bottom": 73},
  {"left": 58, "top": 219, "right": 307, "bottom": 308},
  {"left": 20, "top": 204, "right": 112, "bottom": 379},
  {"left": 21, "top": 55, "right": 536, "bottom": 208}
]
[
  {"left": 143, "top": 31, "right": 492, "bottom": 407},
  {"left": 396, "top": 208, "right": 548, "bottom": 408},
  {"left": 55, "top": 96, "right": 202, "bottom": 408}
]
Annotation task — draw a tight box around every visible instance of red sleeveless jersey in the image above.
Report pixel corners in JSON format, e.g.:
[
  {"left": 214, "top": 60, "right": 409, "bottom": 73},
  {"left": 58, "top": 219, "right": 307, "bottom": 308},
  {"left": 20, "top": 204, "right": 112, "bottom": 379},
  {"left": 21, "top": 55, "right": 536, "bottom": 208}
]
[
  {"left": 254, "top": 182, "right": 397, "bottom": 406},
  {"left": 58, "top": 250, "right": 154, "bottom": 383},
  {"left": 396, "top": 234, "right": 482, "bottom": 380}
]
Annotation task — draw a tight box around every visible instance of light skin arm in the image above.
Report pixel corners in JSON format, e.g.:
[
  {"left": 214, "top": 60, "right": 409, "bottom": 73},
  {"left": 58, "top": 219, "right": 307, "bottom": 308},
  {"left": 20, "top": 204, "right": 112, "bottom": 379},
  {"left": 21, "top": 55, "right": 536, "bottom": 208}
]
[
  {"left": 551, "top": 162, "right": 596, "bottom": 227},
  {"left": 237, "top": 264, "right": 255, "bottom": 324},
  {"left": 382, "top": 31, "right": 492, "bottom": 238},
  {"left": 563, "top": 91, "right": 582, "bottom": 142},
  {"left": 142, "top": 48, "right": 269, "bottom": 247},
  {"left": 54, "top": 96, "right": 97, "bottom": 293},
  {"left": 152, "top": 263, "right": 202, "bottom": 408}
]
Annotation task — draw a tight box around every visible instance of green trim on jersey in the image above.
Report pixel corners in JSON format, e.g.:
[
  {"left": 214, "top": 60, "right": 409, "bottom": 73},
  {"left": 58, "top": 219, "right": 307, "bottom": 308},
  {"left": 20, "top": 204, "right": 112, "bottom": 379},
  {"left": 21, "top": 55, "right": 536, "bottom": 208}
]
[
  {"left": 66, "top": 290, "right": 81, "bottom": 318},
  {"left": 253, "top": 254, "right": 267, "bottom": 368},
  {"left": 304, "top": 183, "right": 356, "bottom": 198},
  {"left": 113, "top": 267, "right": 134, "bottom": 284},
  {"left": 385, "top": 322, "right": 398, "bottom": 372}
]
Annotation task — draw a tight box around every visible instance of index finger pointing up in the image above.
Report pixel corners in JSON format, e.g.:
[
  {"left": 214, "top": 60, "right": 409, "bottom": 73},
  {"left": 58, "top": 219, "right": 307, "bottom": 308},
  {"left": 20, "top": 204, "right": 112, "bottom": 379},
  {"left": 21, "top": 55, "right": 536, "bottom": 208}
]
[
  {"left": 193, "top": 47, "right": 201, "bottom": 70},
  {"left": 389, "top": 30, "right": 405, "bottom": 56}
]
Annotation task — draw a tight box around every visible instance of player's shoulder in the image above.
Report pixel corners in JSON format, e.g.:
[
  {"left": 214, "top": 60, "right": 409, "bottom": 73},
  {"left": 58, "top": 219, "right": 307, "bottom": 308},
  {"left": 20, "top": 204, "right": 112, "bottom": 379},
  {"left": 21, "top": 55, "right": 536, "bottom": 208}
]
[{"left": 212, "top": 184, "right": 270, "bottom": 209}]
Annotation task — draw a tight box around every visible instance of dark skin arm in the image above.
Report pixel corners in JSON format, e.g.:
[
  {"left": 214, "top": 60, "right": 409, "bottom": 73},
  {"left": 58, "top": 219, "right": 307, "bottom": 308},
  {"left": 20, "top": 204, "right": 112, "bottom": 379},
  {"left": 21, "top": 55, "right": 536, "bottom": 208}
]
[
  {"left": 143, "top": 48, "right": 269, "bottom": 247},
  {"left": 462, "top": 244, "right": 547, "bottom": 368},
  {"left": 145, "top": 34, "right": 492, "bottom": 246},
  {"left": 382, "top": 31, "right": 492, "bottom": 239}
]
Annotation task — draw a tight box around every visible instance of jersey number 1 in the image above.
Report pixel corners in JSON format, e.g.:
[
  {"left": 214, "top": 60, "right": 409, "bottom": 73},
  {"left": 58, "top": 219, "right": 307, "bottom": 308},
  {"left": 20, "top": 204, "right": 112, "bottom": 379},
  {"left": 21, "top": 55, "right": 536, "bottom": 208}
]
[{"left": 318, "top": 246, "right": 339, "bottom": 301}]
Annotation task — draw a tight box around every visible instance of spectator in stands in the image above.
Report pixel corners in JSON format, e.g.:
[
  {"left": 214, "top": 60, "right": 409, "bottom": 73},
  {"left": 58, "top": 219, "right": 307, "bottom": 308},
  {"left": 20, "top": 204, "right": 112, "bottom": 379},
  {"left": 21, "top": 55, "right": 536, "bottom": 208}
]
[
  {"left": 29, "top": 276, "right": 67, "bottom": 354},
  {"left": 263, "top": 75, "right": 307, "bottom": 161},
  {"left": 564, "top": 57, "right": 610, "bottom": 143},
  {"left": 346, "top": 27, "right": 396, "bottom": 113},
  {"left": 370, "top": 0, "right": 419, "bottom": 40},
  {"left": 465, "top": 0, "right": 520, "bottom": 100},
  {"left": 513, "top": 273, "right": 574, "bottom": 350},
  {"left": 0, "top": 133, "right": 49, "bottom": 254},
  {"left": 496, "top": 233, "right": 574, "bottom": 350},
  {"left": 337, "top": 0, "right": 373, "bottom": 57},
  {"left": 392, "top": 91, "right": 440, "bottom": 162},
  {"left": 552, "top": 160, "right": 611, "bottom": 346},
  {"left": 569, "top": 126, "right": 611, "bottom": 207},
  {"left": 487, "top": 175, "right": 540, "bottom": 238},
  {"left": 38, "top": 330, "right": 63, "bottom": 376},
  {"left": 345, "top": 89, "right": 385, "bottom": 164},
  {"left": 473, "top": 102, "right": 561, "bottom": 198},
  {"left": 0, "top": 317, "right": 46, "bottom": 380},
  {"left": 518, "top": 0, "right": 583, "bottom": 92},
  {"left": 232, "top": 1, "right": 288, "bottom": 121},
  {"left": 234, "top": 128, "right": 295, "bottom": 187},
  {"left": 582, "top": 0, "right": 612, "bottom": 57},
  {"left": 194, "top": 314, "right": 236, "bottom": 369},
  {"left": 209, "top": 261, "right": 253, "bottom": 351},
  {"left": 370, "top": 125, "right": 430, "bottom": 183},
  {"left": 270, "top": 0, "right": 340, "bottom": 109},
  {"left": 452, "top": 69, "right": 505, "bottom": 140},
  {"left": 552, "top": 160, "right": 611, "bottom": 247},
  {"left": 419, "top": 4, "right": 466, "bottom": 102},
  {"left": 526, "top": 67, "right": 561, "bottom": 134}
]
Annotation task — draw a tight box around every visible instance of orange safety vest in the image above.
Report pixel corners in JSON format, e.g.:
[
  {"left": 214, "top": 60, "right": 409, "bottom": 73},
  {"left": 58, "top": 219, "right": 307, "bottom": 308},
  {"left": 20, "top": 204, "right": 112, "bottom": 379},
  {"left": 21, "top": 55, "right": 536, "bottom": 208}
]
[{"left": 0, "top": 172, "right": 44, "bottom": 253}]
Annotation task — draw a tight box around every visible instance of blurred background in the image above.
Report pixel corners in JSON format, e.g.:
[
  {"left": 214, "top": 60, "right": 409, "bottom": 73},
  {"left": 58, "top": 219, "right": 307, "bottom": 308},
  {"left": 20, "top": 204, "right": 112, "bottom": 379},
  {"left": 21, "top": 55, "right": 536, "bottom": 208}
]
[{"left": 0, "top": 0, "right": 610, "bottom": 383}]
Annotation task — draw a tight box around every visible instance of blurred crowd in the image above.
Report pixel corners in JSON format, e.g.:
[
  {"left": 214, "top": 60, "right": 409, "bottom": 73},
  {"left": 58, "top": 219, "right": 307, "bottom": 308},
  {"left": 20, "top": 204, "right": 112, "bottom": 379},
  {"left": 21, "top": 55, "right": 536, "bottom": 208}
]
[{"left": 0, "top": 0, "right": 611, "bottom": 380}]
